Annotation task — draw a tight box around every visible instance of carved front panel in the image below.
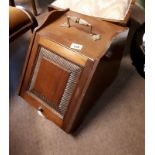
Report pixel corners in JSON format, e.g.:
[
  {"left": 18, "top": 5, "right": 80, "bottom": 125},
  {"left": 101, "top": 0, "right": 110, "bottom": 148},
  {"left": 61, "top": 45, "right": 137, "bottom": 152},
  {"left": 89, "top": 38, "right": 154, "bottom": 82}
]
[{"left": 29, "top": 47, "right": 82, "bottom": 118}]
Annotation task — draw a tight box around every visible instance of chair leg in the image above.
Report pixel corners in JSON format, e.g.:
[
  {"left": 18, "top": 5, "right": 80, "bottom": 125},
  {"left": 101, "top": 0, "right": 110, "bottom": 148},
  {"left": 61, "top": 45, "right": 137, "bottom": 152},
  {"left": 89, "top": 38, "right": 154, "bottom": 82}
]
[
  {"left": 10, "top": 0, "right": 15, "bottom": 6},
  {"left": 31, "top": 0, "right": 38, "bottom": 16}
]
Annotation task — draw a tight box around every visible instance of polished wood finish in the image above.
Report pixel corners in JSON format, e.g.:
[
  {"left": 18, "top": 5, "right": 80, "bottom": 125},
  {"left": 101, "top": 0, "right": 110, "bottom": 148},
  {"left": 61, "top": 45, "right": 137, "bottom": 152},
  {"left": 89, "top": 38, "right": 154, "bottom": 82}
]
[
  {"left": 9, "top": 6, "right": 38, "bottom": 42},
  {"left": 39, "top": 37, "right": 87, "bottom": 66},
  {"left": 19, "top": 10, "right": 129, "bottom": 132},
  {"left": 67, "top": 31, "right": 128, "bottom": 132},
  {"left": 33, "top": 58, "right": 70, "bottom": 106}
]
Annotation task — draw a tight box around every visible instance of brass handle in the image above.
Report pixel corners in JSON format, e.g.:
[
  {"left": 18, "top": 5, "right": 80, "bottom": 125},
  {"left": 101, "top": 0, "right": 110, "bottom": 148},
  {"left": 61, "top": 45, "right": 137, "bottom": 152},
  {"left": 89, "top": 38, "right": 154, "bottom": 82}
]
[
  {"left": 66, "top": 16, "right": 92, "bottom": 34},
  {"left": 37, "top": 106, "right": 45, "bottom": 118},
  {"left": 61, "top": 16, "right": 101, "bottom": 41}
]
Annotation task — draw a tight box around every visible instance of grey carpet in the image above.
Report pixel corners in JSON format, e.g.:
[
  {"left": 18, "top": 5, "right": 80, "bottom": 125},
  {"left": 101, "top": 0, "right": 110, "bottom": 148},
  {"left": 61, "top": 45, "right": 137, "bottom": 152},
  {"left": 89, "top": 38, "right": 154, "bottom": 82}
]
[{"left": 10, "top": 53, "right": 145, "bottom": 155}]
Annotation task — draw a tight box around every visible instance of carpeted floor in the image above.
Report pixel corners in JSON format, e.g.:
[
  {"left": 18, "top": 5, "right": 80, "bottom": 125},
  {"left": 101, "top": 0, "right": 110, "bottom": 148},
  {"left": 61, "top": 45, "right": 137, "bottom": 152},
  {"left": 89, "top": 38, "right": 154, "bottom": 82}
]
[{"left": 9, "top": 2, "right": 145, "bottom": 155}]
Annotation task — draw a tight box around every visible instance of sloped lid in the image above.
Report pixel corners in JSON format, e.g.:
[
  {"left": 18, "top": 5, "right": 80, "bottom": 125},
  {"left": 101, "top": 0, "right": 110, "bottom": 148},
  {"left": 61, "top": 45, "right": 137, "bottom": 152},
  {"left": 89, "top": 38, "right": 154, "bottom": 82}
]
[{"left": 52, "top": 0, "right": 135, "bottom": 25}]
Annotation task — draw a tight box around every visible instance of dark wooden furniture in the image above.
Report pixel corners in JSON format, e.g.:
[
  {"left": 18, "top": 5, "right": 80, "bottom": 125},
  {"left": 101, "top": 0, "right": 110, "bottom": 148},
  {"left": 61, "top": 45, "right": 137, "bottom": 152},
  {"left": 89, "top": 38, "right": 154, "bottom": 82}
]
[
  {"left": 31, "top": 0, "right": 38, "bottom": 16},
  {"left": 9, "top": 6, "right": 38, "bottom": 42},
  {"left": 9, "top": 0, "right": 15, "bottom": 6},
  {"left": 9, "top": 0, "right": 38, "bottom": 16},
  {"left": 19, "top": 9, "right": 129, "bottom": 133}
]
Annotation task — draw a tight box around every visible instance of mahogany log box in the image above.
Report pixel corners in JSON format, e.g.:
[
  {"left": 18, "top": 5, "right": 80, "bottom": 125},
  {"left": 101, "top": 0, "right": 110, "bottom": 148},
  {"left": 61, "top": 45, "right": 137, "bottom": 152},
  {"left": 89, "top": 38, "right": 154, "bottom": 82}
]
[{"left": 19, "top": 9, "right": 129, "bottom": 133}]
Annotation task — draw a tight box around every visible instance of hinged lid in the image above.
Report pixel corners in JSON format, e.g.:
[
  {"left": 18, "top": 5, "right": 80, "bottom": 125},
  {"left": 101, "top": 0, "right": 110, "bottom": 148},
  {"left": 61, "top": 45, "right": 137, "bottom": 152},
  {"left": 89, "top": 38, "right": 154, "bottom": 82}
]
[
  {"left": 51, "top": 0, "right": 135, "bottom": 25},
  {"left": 35, "top": 9, "right": 128, "bottom": 60}
]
